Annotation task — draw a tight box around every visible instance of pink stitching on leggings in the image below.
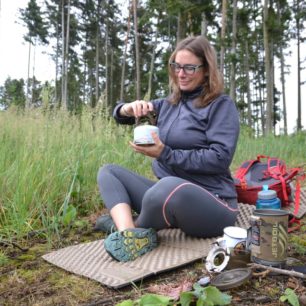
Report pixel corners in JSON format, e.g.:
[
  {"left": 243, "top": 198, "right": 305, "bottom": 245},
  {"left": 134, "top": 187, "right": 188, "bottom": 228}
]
[{"left": 162, "top": 182, "right": 239, "bottom": 227}]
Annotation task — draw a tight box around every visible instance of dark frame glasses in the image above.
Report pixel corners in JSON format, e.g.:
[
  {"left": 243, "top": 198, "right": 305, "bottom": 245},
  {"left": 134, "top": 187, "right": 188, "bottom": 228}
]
[{"left": 169, "top": 62, "right": 204, "bottom": 75}]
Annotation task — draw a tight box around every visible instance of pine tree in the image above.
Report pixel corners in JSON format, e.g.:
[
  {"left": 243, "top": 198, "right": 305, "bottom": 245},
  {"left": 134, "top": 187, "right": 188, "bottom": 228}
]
[{"left": 19, "top": 0, "right": 48, "bottom": 108}]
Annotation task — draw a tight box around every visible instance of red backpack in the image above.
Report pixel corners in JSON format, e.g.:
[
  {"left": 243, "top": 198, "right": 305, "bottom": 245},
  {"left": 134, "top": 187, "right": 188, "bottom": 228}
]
[{"left": 234, "top": 155, "right": 301, "bottom": 207}]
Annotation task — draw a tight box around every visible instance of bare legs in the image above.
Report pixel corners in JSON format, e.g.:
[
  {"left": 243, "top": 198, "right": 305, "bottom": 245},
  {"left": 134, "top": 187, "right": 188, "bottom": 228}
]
[{"left": 110, "top": 203, "right": 136, "bottom": 231}]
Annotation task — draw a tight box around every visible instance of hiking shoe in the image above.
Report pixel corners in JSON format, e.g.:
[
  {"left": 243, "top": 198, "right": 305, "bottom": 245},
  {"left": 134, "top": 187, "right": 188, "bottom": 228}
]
[
  {"left": 94, "top": 215, "right": 117, "bottom": 234},
  {"left": 94, "top": 214, "right": 139, "bottom": 234},
  {"left": 104, "top": 228, "right": 158, "bottom": 262}
]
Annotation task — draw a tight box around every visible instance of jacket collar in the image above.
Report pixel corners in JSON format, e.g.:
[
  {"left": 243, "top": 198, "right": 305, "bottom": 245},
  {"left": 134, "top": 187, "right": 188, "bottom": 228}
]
[{"left": 181, "top": 86, "right": 203, "bottom": 101}]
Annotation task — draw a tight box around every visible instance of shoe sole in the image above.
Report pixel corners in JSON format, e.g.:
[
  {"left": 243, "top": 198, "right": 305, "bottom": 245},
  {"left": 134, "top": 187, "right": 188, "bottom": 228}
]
[{"left": 104, "top": 228, "right": 158, "bottom": 262}]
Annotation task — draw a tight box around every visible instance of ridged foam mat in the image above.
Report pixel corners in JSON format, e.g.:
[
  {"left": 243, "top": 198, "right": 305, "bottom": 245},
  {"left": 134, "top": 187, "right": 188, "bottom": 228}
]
[
  {"left": 283, "top": 187, "right": 306, "bottom": 219},
  {"left": 42, "top": 194, "right": 306, "bottom": 289},
  {"left": 42, "top": 203, "right": 254, "bottom": 289}
]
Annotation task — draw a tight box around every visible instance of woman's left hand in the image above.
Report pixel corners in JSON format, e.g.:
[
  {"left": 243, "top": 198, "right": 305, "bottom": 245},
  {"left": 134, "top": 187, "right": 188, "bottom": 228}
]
[{"left": 129, "top": 132, "right": 165, "bottom": 158}]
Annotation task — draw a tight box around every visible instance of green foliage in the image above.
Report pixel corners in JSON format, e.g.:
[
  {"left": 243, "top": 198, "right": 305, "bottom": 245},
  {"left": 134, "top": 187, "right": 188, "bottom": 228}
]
[
  {"left": 2, "top": 0, "right": 303, "bottom": 134},
  {"left": 289, "top": 233, "right": 306, "bottom": 255},
  {"left": 232, "top": 126, "right": 306, "bottom": 171},
  {"left": 116, "top": 294, "right": 172, "bottom": 306},
  {"left": 0, "top": 251, "right": 9, "bottom": 267},
  {"left": 116, "top": 300, "right": 134, "bottom": 306},
  {"left": 137, "top": 294, "right": 172, "bottom": 306},
  {"left": 116, "top": 285, "right": 231, "bottom": 306},
  {"left": 59, "top": 162, "right": 79, "bottom": 227},
  {"left": 179, "top": 284, "right": 231, "bottom": 306},
  {"left": 279, "top": 288, "right": 300, "bottom": 306},
  {"left": 0, "top": 110, "right": 305, "bottom": 242},
  {"left": 0, "top": 77, "right": 26, "bottom": 109},
  {"left": 61, "top": 205, "right": 77, "bottom": 227},
  {"left": 0, "top": 110, "right": 149, "bottom": 240},
  {"left": 19, "top": 0, "right": 48, "bottom": 44}
]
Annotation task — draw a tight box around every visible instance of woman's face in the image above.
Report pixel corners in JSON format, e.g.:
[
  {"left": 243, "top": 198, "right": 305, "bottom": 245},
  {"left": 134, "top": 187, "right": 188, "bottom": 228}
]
[{"left": 173, "top": 49, "right": 205, "bottom": 92}]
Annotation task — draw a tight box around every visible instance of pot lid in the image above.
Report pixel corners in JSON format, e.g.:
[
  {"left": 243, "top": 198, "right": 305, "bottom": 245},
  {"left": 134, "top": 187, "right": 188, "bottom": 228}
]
[{"left": 210, "top": 268, "right": 252, "bottom": 290}]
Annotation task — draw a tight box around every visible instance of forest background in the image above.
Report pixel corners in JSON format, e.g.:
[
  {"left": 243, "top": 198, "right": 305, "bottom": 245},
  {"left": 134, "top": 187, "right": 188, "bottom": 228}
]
[
  {"left": 0, "top": 0, "right": 305, "bottom": 136},
  {"left": 0, "top": 2, "right": 306, "bottom": 304},
  {"left": 0, "top": 0, "right": 306, "bottom": 241}
]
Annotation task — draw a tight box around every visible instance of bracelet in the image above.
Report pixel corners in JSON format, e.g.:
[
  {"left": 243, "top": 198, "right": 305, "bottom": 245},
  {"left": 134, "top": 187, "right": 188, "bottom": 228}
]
[{"left": 121, "top": 105, "right": 130, "bottom": 117}]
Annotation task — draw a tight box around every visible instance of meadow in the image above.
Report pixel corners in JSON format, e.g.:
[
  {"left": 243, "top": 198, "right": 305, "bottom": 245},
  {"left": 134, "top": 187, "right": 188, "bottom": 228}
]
[{"left": 0, "top": 109, "right": 305, "bottom": 243}]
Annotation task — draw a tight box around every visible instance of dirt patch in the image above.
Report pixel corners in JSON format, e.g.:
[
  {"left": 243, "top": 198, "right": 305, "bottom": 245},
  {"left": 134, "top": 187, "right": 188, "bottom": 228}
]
[{"left": 1, "top": 215, "right": 305, "bottom": 306}]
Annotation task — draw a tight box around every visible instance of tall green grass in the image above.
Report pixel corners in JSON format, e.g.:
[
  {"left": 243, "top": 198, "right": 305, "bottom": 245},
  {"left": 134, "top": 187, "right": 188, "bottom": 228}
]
[
  {"left": 233, "top": 127, "right": 306, "bottom": 169},
  {"left": 0, "top": 109, "right": 151, "bottom": 240},
  {"left": 0, "top": 110, "right": 305, "bottom": 241}
]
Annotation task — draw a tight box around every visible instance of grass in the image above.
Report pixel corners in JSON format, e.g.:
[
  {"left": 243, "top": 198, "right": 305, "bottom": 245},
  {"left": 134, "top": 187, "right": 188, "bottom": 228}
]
[
  {"left": 0, "top": 109, "right": 305, "bottom": 242},
  {"left": 0, "top": 109, "right": 151, "bottom": 241},
  {"left": 233, "top": 125, "right": 306, "bottom": 169}
]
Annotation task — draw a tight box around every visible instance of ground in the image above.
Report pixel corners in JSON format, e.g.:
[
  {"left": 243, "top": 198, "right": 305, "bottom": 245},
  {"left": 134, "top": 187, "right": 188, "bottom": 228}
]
[{"left": 0, "top": 213, "right": 305, "bottom": 306}]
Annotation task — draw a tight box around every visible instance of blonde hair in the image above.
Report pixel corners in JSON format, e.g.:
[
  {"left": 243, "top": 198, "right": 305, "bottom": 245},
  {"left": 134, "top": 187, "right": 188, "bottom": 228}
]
[{"left": 168, "top": 36, "right": 224, "bottom": 107}]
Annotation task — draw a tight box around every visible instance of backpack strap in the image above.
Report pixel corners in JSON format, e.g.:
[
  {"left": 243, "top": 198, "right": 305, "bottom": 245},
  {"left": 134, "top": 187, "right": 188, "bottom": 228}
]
[
  {"left": 256, "top": 154, "right": 270, "bottom": 162},
  {"left": 235, "top": 159, "right": 259, "bottom": 189},
  {"left": 267, "top": 157, "right": 287, "bottom": 176},
  {"left": 272, "top": 158, "right": 289, "bottom": 203},
  {"left": 265, "top": 157, "right": 291, "bottom": 204},
  {"left": 288, "top": 171, "right": 306, "bottom": 233}
]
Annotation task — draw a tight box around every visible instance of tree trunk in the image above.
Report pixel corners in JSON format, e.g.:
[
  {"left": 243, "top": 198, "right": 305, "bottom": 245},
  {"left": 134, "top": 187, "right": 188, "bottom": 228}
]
[
  {"left": 133, "top": 0, "right": 141, "bottom": 100},
  {"left": 83, "top": 47, "right": 87, "bottom": 106},
  {"left": 95, "top": 0, "right": 101, "bottom": 108},
  {"left": 61, "top": 0, "right": 65, "bottom": 109},
  {"left": 144, "top": 23, "right": 158, "bottom": 101},
  {"left": 258, "top": 61, "right": 265, "bottom": 134},
  {"left": 120, "top": 0, "right": 131, "bottom": 101},
  {"left": 55, "top": 6, "right": 60, "bottom": 107},
  {"left": 63, "top": 0, "right": 71, "bottom": 111},
  {"left": 276, "top": 0, "right": 287, "bottom": 135},
  {"left": 31, "top": 41, "right": 37, "bottom": 106},
  {"left": 105, "top": 21, "right": 109, "bottom": 108},
  {"left": 220, "top": 0, "right": 227, "bottom": 75},
  {"left": 244, "top": 40, "right": 252, "bottom": 128},
  {"left": 229, "top": 0, "right": 237, "bottom": 101},
  {"left": 271, "top": 43, "right": 275, "bottom": 135},
  {"left": 177, "top": 11, "right": 186, "bottom": 42},
  {"left": 201, "top": 12, "right": 207, "bottom": 37},
  {"left": 263, "top": 0, "right": 273, "bottom": 135},
  {"left": 110, "top": 48, "right": 114, "bottom": 106},
  {"left": 26, "top": 40, "right": 31, "bottom": 109},
  {"left": 280, "top": 46, "right": 287, "bottom": 135},
  {"left": 296, "top": 0, "right": 302, "bottom": 131}
]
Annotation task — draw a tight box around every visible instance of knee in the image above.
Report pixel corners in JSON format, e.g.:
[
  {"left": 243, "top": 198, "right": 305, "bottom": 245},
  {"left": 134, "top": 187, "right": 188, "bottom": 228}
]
[
  {"left": 142, "top": 183, "right": 165, "bottom": 213},
  {"left": 97, "top": 164, "right": 116, "bottom": 184},
  {"left": 142, "top": 177, "right": 181, "bottom": 211}
]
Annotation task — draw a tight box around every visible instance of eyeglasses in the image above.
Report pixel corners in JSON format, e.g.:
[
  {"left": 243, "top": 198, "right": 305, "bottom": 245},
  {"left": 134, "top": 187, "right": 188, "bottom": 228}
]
[{"left": 170, "top": 62, "right": 204, "bottom": 75}]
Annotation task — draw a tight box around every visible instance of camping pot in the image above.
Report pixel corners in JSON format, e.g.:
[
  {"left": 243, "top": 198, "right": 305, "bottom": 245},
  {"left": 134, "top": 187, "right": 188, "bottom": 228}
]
[
  {"left": 250, "top": 209, "right": 289, "bottom": 267},
  {"left": 133, "top": 125, "right": 159, "bottom": 145}
]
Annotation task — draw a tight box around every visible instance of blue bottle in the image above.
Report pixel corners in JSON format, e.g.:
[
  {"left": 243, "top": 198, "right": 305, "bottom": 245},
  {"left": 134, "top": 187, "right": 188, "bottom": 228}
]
[{"left": 256, "top": 185, "right": 281, "bottom": 209}]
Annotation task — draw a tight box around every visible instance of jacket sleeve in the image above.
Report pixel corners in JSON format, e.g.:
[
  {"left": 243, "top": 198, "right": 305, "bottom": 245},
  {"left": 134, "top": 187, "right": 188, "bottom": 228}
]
[
  {"left": 113, "top": 102, "right": 136, "bottom": 125},
  {"left": 156, "top": 96, "right": 240, "bottom": 174},
  {"left": 113, "top": 100, "right": 164, "bottom": 125}
]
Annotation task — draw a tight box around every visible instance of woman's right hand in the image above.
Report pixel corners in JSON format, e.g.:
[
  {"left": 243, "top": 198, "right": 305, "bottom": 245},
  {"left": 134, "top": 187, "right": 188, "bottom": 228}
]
[{"left": 120, "top": 100, "right": 154, "bottom": 118}]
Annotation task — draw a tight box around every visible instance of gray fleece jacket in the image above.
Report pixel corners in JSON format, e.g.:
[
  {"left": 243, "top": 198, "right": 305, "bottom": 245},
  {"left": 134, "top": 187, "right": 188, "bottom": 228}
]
[{"left": 113, "top": 90, "right": 240, "bottom": 200}]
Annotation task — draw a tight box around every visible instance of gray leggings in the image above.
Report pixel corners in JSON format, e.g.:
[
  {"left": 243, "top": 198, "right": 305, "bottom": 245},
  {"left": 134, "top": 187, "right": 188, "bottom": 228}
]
[{"left": 97, "top": 164, "right": 239, "bottom": 238}]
